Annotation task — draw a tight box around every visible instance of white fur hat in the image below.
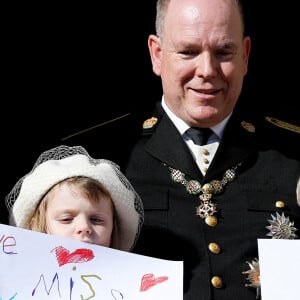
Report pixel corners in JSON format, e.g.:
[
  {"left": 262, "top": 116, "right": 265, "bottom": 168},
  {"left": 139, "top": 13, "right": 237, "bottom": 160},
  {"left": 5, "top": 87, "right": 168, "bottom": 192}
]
[{"left": 5, "top": 145, "right": 144, "bottom": 251}]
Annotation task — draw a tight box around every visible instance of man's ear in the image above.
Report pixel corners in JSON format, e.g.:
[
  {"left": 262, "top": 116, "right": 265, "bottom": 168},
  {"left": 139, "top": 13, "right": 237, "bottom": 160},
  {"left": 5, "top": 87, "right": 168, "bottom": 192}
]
[{"left": 148, "top": 34, "right": 162, "bottom": 76}]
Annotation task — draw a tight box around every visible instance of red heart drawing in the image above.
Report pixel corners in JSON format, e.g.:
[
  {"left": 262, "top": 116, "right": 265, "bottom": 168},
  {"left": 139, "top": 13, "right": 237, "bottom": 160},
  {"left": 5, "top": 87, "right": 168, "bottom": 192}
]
[
  {"left": 140, "top": 273, "right": 169, "bottom": 292},
  {"left": 52, "top": 246, "right": 95, "bottom": 267}
]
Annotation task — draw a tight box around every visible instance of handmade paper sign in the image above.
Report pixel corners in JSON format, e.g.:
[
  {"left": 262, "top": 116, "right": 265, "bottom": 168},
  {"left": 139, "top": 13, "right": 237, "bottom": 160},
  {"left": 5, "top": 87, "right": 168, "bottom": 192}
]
[
  {"left": 258, "top": 238, "right": 300, "bottom": 300},
  {"left": 0, "top": 223, "right": 183, "bottom": 299}
]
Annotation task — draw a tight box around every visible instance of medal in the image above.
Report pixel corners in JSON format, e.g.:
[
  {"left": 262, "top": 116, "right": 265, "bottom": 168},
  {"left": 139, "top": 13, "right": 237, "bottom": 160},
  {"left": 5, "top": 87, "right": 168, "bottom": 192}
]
[
  {"left": 266, "top": 211, "right": 298, "bottom": 239},
  {"left": 242, "top": 258, "right": 261, "bottom": 299},
  {"left": 243, "top": 212, "right": 298, "bottom": 297},
  {"left": 168, "top": 162, "right": 242, "bottom": 220}
]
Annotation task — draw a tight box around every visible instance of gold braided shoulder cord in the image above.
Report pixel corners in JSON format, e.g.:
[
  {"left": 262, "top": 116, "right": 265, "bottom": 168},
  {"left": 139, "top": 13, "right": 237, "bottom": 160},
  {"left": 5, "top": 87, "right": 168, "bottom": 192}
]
[{"left": 265, "top": 116, "right": 300, "bottom": 134}]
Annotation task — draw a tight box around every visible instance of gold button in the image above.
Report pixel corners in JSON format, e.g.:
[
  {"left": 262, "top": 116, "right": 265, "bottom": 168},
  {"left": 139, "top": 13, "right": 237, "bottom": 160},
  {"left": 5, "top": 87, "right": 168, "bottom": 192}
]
[
  {"left": 203, "top": 167, "right": 208, "bottom": 173},
  {"left": 203, "top": 158, "right": 209, "bottom": 164},
  {"left": 205, "top": 215, "right": 218, "bottom": 227},
  {"left": 211, "top": 276, "right": 223, "bottom": 288},
  {"left": 275, "top": 200, "right": 285, "bottom": 208},
  {"left": 208, "top": 242, "right": 221, "bottom": 254},
  {"left": 202, "top": 148, "right": 209, "bottom": 155}
]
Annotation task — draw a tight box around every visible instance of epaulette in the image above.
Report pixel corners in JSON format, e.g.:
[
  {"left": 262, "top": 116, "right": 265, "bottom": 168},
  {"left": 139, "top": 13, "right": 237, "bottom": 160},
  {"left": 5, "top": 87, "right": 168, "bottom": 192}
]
[
  {"left": 265, "top": 116, "right": 300, "bottom": 134},
  {"left": 262, "top": 115, "right": 300, "bottom": 160}
]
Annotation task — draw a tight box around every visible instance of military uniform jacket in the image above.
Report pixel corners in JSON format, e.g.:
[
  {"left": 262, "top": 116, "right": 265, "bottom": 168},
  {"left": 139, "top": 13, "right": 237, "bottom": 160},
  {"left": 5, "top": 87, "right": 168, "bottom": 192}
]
[{"left": 124, "top": 102, "right": 300, "bottom": 300}]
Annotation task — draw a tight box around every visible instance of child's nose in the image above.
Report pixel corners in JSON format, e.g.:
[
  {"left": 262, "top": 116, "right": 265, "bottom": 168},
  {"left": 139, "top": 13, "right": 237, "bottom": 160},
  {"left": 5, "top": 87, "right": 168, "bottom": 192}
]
[{"left": 76, "top": 220, "right": 92, "bottom": 234}]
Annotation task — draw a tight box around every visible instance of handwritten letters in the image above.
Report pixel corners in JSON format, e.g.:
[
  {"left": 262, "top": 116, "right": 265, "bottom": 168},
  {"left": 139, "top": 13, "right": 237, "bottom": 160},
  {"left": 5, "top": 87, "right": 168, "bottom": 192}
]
[{"left": 0, "top": 224, "right": 183, "bottom": 299}]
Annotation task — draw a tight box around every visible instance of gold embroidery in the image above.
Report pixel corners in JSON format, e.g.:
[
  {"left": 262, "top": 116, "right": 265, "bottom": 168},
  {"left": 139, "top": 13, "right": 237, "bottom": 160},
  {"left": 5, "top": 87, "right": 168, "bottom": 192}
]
[
  {"left": 143, "top": 117, "right": 158, "bottom": 129},
  {"left": 241, "top": 121, "right": 255, "bottom": 133},
  {"left": 265, "top": 116, "right": 300, "bottom": 134}
]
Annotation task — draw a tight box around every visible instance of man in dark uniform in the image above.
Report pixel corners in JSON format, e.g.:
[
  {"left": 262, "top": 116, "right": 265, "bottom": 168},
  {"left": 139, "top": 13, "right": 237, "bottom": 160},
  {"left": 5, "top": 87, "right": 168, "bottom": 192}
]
[{"left": 123, "top": 0, "right": 300, "bottom": 299}]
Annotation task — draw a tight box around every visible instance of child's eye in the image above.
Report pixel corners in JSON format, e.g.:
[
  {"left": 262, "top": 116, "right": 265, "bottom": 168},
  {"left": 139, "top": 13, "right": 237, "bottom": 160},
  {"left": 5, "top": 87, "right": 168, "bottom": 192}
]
[
  {"left": 58, "top": 214, "right": 73, "bottom": 223},
  {"left": 59, "top": 218, "right": 73, "bottom": 223},
  {"left": 91, "top": 217, "right": 104, "bottom": 224}
]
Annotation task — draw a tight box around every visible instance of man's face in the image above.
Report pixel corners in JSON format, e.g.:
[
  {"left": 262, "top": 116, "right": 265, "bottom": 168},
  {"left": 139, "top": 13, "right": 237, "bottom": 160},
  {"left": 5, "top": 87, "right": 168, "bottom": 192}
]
[{"left": 149, "top": 0, "right": 251, "bottom": 127}]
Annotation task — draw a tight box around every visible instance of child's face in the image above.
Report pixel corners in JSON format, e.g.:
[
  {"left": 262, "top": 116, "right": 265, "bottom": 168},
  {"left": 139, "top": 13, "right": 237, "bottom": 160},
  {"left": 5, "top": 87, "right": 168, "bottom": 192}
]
[{"left": 45, "top": 182, "right": 114, "bottom": 247}]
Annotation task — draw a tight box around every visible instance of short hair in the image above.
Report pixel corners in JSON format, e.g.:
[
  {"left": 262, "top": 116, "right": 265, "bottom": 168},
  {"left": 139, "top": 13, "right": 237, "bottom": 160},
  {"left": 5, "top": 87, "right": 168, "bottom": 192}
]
[{"left": 155, "top": 0, "right": 245, "bottom": 38}]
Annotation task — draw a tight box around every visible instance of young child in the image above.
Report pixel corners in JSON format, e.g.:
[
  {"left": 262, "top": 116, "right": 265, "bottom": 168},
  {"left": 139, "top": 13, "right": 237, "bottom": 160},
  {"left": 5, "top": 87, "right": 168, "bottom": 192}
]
[{"left": 5, "top": 145, "right": 144, "bottom": 251}]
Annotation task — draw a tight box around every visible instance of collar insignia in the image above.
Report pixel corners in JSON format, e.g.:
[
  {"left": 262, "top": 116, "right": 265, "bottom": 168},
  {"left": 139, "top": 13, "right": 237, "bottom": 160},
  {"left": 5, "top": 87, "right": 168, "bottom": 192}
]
[
  {"left": 241, "top": 121, "right": 255, "bottom": 133},
  {"left": 143, "top": 117, "right": 158, "bottom": 129}
]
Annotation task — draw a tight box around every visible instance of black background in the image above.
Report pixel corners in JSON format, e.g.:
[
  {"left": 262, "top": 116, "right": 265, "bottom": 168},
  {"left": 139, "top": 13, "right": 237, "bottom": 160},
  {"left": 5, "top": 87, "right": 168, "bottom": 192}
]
[{"left": 2, "top": 1, "right": 299, "bottom": 223}]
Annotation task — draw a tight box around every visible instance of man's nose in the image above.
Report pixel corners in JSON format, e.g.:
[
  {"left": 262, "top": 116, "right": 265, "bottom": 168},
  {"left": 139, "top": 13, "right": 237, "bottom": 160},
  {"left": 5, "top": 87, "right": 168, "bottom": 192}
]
[{"left": 195, "top": 52, "right": 217, "bottom": 78}]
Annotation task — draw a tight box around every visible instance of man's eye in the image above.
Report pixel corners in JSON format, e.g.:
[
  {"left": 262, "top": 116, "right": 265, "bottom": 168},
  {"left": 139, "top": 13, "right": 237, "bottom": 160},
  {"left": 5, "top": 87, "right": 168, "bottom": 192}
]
[
  {"left": 215, "top": 47, "right": 236, "bottom": 59},
  {"left": 180, "top": 50, "right": 198, "bottom": 56},
  {"left": 216, "top": 51, "right": 233, "bottom": 56}
]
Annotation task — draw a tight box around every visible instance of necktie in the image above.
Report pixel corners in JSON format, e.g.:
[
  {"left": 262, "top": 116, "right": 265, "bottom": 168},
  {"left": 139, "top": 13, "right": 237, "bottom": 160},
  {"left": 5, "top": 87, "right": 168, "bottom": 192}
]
[{"left": 186, "top": 127, "right": 212, "bottom": 146}]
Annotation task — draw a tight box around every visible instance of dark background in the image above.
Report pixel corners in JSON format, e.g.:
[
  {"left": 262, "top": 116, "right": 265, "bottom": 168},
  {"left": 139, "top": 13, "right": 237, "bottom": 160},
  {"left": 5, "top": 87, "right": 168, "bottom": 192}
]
[{"left": 2, "top": 1, "right": 299, "bottom": 223}]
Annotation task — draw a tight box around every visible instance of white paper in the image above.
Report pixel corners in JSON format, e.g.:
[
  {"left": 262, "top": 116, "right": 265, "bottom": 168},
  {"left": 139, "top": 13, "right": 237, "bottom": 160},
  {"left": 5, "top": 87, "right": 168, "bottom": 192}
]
[
  {"left": 0, "top": 223, "right": 183, "bottom": 299},
  {"left": 258, "top": 239, "right": 300, "bottom": 300}
]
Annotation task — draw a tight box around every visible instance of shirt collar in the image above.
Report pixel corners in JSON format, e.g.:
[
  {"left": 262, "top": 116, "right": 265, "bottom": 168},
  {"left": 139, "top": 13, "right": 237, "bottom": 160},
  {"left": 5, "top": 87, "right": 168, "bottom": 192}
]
[{"left": 161, "top": 96, "right": 231, "bottom": 139}]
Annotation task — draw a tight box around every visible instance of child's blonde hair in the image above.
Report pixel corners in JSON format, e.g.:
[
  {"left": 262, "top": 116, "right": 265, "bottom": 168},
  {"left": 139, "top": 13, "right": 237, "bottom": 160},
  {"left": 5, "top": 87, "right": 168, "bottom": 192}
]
[{"left": 29, "top": 176, "right": 114, "bottom": 232}]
